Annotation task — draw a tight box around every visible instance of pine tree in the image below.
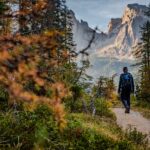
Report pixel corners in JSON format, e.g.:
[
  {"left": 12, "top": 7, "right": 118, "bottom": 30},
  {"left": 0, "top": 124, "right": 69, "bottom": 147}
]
[
  {"left": 134, "top": 4, "right": 150, "bottom": 103},
  {"left": 0, "top": 0, "right": 77, "bottom": 129},
  {"left": 92, "top": 76, "right": 115, "bottom": 100},
  {"left": 0, "top": 0, "right": 11, "bottom": 33}
]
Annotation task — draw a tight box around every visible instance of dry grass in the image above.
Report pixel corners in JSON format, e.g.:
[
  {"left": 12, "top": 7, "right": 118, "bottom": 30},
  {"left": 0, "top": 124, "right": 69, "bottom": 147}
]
[{"left": 70, "top": 113, "right": 123, "bottom": 142}]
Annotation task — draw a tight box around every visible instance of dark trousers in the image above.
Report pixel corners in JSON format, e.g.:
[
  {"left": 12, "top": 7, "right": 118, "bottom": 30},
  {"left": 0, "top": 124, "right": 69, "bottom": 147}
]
[{"left": 121, "top": 91, "right": 130, "bottom": 109}]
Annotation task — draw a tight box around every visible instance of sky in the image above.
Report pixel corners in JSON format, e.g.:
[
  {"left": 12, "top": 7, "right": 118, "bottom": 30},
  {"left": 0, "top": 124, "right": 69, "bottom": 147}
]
[{"left": 66, "top": 0, "right": 149, "bottom": 32}]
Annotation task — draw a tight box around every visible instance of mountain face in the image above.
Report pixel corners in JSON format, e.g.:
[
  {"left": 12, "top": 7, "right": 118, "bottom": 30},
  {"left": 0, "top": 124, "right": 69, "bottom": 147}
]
[
  {"left": 71, "top": 3, "right": 148, "bottom": 80},
  {"left": 108, "top": 18, "right": 122, "bottom": 33},
  {"left": 72, "top": 3, "right": 148, "bottom": 60},
  {"left": 71, "top": 10, "right": 107, "bottom": 53}
]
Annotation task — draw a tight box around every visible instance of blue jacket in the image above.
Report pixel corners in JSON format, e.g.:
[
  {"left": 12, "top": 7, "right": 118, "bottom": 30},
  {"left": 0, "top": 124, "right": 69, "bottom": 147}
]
[{"left": 118, "top": 72, "right": 134, "bottom": 93}]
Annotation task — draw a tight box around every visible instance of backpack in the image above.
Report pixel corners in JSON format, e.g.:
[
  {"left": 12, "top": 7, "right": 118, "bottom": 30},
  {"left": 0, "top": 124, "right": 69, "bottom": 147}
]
[{"left": 121, "top": 73, "right": 132, "bottom": 91}]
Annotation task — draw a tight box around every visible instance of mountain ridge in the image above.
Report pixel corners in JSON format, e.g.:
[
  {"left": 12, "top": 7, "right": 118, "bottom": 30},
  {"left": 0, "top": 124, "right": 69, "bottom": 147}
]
[{"left": 71, "top": 3, "right": 149, "bottom": 60}]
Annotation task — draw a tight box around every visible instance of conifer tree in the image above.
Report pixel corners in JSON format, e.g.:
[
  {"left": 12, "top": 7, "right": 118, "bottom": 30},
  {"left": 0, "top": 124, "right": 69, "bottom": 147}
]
[
  {"left": 134, "top": 4, "right": 150, "bottom": 102},
  {"left": 0, "top": 0, "right": 77, "bottom": 129}
]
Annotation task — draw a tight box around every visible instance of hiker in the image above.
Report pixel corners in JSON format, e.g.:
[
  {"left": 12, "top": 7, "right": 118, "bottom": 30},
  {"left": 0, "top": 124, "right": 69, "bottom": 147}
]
[{"left": 118, "top": 67, "right": 134, "bottom": 113}]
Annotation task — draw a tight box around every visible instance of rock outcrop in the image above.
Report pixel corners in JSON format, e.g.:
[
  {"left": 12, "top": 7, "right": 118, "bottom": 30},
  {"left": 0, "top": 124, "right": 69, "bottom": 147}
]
[{"left": 71, "top": 3, "right": 149, "bottom": 60}]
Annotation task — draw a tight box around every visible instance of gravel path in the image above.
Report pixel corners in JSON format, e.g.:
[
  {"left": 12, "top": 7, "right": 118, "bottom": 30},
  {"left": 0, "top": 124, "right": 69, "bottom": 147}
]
[{"left": 112, "top": 108, "right": 150, "bottom": 136}]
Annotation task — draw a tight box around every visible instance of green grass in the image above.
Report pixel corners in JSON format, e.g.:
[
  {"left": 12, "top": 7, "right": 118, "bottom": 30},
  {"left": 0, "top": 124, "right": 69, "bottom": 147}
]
[
  {"left": 133, "top": 103, "right": 150, "bottom": 119},
  {"left": 69, "top": 113, "right": 121, "bottom": 141},
  {"left": 68, "top": 113, "right": 149, "bottom": 150},
  {"left": 129, "top": 95, "right": 150, "bottom": 119},
  {"left": 0, "top": 100, "right": 149, "bottom": 150},
  {"left": 0, "top": 107, "right": 133, "bottom": 150}
]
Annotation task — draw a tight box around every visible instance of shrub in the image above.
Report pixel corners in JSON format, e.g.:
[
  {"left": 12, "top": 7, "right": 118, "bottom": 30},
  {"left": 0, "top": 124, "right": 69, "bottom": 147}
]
[
  {"left": 0, "top": 105, "right": 54, "bottom": 149},
  {"left": 64, "top": 86, "right": 90, "bottom": 113},
  {"left": 0, "top": 85, "right": 9, "bottom": 111},
  {"left": 0, "top": 85, "right": 9, "bottom": 101},
  {"left": 0, "top": 103, "right": 135, "bottom": 150},
  {"left": 66, "top": 115, "right": 133, "bottom": 150},
  {"left": 125, "top": 127, "right": 149, "bottom": 148},
  {"left": 95, "top": 98, "right": 115, "bottom": 118}
]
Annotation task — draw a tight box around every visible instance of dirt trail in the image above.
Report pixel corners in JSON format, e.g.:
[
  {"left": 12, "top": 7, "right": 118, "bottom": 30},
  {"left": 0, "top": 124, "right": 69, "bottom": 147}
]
[{"left": 112, "top": 108, "right": 150, "bottom": 137}]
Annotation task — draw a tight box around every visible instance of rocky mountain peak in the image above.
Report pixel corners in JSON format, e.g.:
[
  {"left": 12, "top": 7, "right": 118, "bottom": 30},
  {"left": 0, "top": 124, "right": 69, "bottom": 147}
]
[
  {"left": 122, "top": 3, "right": 147, "bottom": 24},
  {"left": 71, "top": 3, "right": 148, "bottom": 60},
  {"left": 108, "top": 18, "right": 122, "bottom": 33},
  {"left": 80, "top": 20, "right": 89, "bottom": 28},
  {"left": 70, "top": 3, "right": 148, "bottom": 79}
]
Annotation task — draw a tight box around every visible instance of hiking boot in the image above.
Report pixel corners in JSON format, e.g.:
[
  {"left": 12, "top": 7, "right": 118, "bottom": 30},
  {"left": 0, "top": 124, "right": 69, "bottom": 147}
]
[{"left": 125, "top": 108, "right": 130, "bottom": 113}]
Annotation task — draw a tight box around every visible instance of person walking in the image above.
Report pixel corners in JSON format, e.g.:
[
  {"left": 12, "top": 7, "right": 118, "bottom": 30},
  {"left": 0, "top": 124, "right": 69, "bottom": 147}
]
[{"left": 118, "top": 67, "right": 134, "bottom": 113}]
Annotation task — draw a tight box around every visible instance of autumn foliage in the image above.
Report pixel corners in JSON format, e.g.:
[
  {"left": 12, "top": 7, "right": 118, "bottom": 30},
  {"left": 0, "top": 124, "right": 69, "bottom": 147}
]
[{"left": 0, "top": 0, "right": 74, "bottom": 129}]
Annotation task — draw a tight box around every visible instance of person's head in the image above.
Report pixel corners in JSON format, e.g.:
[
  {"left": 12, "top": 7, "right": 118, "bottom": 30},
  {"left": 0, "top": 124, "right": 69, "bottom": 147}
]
[{"left": 123, "top": 67, "right": 128, "bottom": 73}]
